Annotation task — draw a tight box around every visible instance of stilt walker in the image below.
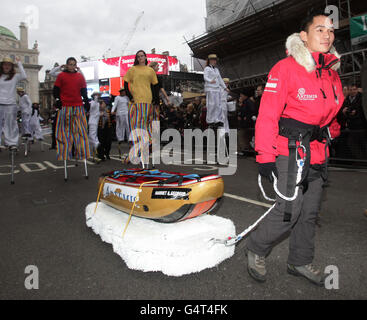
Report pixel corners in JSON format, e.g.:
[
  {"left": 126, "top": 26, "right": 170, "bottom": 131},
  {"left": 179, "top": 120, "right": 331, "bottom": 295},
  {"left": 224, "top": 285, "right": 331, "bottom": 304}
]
[
  {"left": 204, "top": 54, "right": 229, "bottom": 163},
  {"left": 53, "top": 57, "right": 90, "bottom": 181},
  {"left": 17, "top": 87, "right": 32, "bottom": 156},
  {"left": 123, "top": 50, "right": 159, "bottom": 167},
  {"left": 29, "top": 103, "right": 44, "bottom": 151},
  {"left": 0, "top": 56, "right": 27, "bottom": 184},
  {"left": 111, "top": 88, "right": 130, "bottom": 159},
  {"left": 88, "top": 92, "right": 101, "bottom": 162}
]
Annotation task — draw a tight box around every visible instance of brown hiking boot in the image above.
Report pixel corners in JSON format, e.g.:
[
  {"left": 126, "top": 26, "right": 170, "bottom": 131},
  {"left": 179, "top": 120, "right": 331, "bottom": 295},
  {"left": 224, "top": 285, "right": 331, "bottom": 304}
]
[
  {"left": 246, "top": 249, "right": 266, "bottom": 282},
  {"left": 287, "top": 264, "right": 325, "bottom": 286}
]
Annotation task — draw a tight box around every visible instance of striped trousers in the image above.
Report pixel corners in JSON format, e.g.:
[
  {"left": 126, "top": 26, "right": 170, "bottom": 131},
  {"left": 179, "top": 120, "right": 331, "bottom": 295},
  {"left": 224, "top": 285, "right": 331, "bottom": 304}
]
[
  {"left": 128, "top": 103, "right": 154, "bottom": 162},
  {"left": 56, "top": 106, "right": 90, "bottom": 161}
]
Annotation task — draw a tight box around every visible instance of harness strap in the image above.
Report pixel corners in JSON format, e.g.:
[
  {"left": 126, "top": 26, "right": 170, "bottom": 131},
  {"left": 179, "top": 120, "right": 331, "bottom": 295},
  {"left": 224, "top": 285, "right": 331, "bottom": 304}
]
[
  {"left": 284, "top": 138, "right": 297, "bottom": 222},
  {"left": 278, "top": 117, "right": 331, "bottom": 222},
  {"left": 158, "top": 175, "right": 184, "bottom": 186},
  {"left": 109, "top": 169, "right": 202, "bottom": 185}
]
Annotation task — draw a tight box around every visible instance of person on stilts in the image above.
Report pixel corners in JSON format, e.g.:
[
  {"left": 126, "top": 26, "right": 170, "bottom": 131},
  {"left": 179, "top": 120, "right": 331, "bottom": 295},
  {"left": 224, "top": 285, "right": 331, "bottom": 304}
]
[
  {"left": 0, "top": 56, "right": 27, "bottom": 184},
  {"left": 111, "top": 88, "right": 130, "bottom": 157},
  {"left": 29, "top": 103, "right": 44, "bottom": 144},
  {"left": 17, "top": 87, "right": 32, "bottom": 139},
  {"left": 88, "top": 91, "right": 101, "bottom": 161},
  {"left": 0, "top": 57, "right": 27, "bottom": 151},
  {"left": 53, "top": 57, "right": 90, "bottom": 181},
  {"left": 204, "top": 54, "right": 229, "bottom": 162},
  {"left": 123, "top": 50, "right": 159, "bottom": 167}
]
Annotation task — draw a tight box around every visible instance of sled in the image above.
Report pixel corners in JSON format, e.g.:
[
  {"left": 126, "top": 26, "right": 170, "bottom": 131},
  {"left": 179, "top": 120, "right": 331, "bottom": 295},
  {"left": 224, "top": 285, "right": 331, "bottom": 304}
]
[{"left": 97, "top": 169, "right": 224, "bottom": 223}]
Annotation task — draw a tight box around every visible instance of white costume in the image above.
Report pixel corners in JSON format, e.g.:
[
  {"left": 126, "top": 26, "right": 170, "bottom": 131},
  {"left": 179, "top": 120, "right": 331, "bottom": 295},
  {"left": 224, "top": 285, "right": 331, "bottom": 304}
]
[
  {"left": 29, "top": 108, "right": 43, "bottom": 141},
  {"left": 49, "top": 65, "right": 63, "bottom": 78},
  {"left": 88, "top": 99, "right": 100, "bottom": 149},
  {"left": 204, "top": 65, "right": 226, "bottom": 125},
  {"left": 18, "top": 93, "right": 32, "bottom": 136},
  {"left": 112, "top": 95, "right": 130, "bottom": 142},
  {"left": 219, "top": 87, "right": 230, "bottom": 135},
  {"left": 0, "top": 61, "right": 27, "bottom": 146}
]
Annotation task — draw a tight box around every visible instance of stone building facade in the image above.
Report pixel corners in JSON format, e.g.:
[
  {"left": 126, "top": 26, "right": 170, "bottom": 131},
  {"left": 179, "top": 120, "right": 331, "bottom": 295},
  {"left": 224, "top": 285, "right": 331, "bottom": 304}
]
[
  {"left": 0, "top": 23, "right": 42, "bottom": 103},
  {"left": 39, "top": 64, "right": 59, "bottom": 119}
]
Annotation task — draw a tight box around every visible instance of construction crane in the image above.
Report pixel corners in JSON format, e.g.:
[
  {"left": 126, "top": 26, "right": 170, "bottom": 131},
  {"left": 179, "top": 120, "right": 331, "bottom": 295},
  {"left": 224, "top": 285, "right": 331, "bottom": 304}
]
[
  {"left": 121, "top": 11, "right": 145, "bottom": 56},
  {"left": 101, "top": 11, "right": 144, "bottom": 59}
]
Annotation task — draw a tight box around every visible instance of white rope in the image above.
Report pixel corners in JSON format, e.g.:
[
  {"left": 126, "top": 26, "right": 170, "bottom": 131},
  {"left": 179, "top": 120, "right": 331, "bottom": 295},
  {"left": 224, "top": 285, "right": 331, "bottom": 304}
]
[
  {"left": 258, "top": 158, "right": 305, "bottom": 202},
  {"left": 210, "top": 143, "right": 307, "bottom": 247},
  {"left": 213, "top": 203, "right": 276, "bottom": 247}
]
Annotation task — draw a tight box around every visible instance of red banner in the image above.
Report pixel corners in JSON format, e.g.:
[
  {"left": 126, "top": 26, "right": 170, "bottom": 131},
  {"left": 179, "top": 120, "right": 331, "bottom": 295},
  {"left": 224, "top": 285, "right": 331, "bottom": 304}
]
[
  {"left": 98, "top": 54, "right": 175, "bottom": 78},
  {"left": 81, "top": 54, "right": 181, "bottom": 96}
]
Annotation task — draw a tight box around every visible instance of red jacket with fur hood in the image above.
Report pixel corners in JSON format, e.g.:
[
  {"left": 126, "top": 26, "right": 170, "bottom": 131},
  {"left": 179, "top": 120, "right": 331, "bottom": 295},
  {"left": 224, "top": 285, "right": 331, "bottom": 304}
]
[{"left": 255, "top": 33, "right": 344, "bottom": 165}]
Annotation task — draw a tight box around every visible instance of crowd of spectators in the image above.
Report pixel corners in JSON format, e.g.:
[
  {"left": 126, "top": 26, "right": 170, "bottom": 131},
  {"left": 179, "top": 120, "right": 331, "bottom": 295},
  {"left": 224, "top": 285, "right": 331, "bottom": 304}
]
[
  {"left": 155, "top": 83, "right": 366, "bottom": 161},
  {"left": 155, "top": 85, "right": 264, "bottom": 155},
  {"left": 45, "top": 82, "right": 365, "bottom": 161}
]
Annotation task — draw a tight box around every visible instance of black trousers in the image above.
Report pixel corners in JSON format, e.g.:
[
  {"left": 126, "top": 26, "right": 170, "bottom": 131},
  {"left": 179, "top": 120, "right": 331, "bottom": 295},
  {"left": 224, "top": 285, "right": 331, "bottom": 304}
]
[
  {"left": 247, "top": 155, "right": 324, "bottom": 266},
  {"left": 97, "top": 125, "right": 113, "bottom": 159}
]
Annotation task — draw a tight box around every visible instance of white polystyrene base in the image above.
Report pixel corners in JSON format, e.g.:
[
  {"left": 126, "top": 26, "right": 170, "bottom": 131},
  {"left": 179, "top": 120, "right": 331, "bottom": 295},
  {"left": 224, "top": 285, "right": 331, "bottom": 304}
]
[{"left": 86, "top": 202, "right": 236, "bottom": 277}]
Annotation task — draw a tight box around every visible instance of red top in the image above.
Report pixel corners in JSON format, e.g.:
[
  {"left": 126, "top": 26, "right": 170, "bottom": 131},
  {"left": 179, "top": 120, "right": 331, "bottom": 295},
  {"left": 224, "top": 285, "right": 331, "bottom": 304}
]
[
  {"left": 255, "top": 52, "right": 344, "bottom": 165},
  {"left": 54, "top": 72, "right": 86, "bottom": 107}
]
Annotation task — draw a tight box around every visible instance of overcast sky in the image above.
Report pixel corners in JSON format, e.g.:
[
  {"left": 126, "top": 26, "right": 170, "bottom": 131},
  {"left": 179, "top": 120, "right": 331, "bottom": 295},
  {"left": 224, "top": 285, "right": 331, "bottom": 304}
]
[{"left": 1, "top": 0, "right": 207, "bottom": 81}]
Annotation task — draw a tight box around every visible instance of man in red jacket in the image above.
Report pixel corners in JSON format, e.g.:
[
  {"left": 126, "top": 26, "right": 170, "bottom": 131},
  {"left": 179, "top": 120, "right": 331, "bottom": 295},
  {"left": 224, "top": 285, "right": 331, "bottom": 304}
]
[{"left": 246, "top": 11, "right": 344, "bottom": 286}]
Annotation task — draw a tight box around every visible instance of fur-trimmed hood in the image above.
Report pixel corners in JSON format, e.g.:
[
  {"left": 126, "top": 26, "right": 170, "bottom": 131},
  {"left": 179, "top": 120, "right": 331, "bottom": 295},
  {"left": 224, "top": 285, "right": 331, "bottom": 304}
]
[{"left": 286, "top": 33, "right": 341, "bottom": 72}]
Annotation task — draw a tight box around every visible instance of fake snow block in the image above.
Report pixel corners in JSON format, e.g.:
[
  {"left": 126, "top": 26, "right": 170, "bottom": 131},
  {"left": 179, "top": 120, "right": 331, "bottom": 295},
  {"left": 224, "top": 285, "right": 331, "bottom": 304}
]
[{"left": 86, "top": 202, "right": 236, "bottom": 277}]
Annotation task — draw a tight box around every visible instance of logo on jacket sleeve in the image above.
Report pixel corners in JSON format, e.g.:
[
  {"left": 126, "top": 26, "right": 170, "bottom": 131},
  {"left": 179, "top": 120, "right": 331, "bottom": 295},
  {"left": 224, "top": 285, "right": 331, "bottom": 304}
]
[
  {"left": 264, "top": 74, "right": 279, "bottom": 93},
  {"left": 297, "top": 88, "right": 318, "bottom": 101}
]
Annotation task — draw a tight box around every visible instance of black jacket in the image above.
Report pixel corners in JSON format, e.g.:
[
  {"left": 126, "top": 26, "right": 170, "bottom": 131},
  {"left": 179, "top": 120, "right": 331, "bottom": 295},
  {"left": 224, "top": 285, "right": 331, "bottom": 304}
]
[
  {"left": 238, "top": 98, "right": 255, "bottom": 129},
  {"left": 343, "top": 93, "right": 367, "bottom": 130}
]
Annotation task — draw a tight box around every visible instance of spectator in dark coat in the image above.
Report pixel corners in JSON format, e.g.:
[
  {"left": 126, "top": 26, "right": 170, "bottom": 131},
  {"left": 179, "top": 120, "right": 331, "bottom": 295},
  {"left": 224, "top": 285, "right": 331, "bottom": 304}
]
[
  {"left": 254, "top": 85, "right": 264, "bottom": 118},
  {"left": 342, "top": 85, "right": 367, "bottom": 159},
  {"left": 237, "top": 90, "right": 256, "bottom": 154}
]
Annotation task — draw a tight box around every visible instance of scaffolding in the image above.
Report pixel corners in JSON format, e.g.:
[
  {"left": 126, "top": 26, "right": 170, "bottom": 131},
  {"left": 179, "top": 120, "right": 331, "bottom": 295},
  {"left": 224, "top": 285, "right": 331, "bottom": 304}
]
[{"left": 187, "top": 0, "right": 367, "bottom": 89}]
